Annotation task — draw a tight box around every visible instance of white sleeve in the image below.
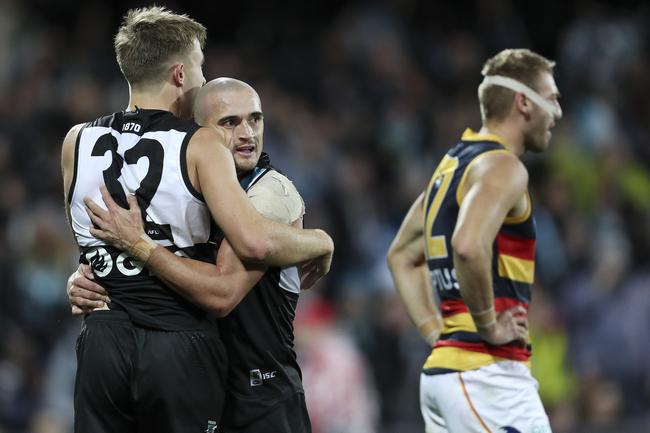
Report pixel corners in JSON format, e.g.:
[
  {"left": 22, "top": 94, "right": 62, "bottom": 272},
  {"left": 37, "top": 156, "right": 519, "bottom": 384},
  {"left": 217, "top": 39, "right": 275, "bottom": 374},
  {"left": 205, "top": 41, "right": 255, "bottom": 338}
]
[{"left": 246, "top": 171, "right": 305, "bottom": 224}]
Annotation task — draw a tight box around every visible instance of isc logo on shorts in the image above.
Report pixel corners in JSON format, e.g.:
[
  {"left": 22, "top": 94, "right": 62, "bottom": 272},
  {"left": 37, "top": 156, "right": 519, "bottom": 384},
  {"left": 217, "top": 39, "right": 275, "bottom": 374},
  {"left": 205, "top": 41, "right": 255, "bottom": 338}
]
[
  {"left": 249, "top": 369, "right": 277, "bottom": 386},
  {"left": 204, "top": 420, "right": 217, "bottom": 433}
]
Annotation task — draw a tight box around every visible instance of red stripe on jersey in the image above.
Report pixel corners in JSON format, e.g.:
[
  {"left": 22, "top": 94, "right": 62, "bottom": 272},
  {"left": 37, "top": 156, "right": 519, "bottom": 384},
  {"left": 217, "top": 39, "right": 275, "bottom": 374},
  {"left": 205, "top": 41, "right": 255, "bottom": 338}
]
[
  {"left": 497, "top": 232, "right": 536, "bottom": 261},
  {"left": 440, "top": 299, "right": 468, "bottom": 316},
  {"left": 435, "top": 339, "right": 531, "bottom": 361},
  {"left": 440, "top": 298, "right": 529, "bottom": 317}
]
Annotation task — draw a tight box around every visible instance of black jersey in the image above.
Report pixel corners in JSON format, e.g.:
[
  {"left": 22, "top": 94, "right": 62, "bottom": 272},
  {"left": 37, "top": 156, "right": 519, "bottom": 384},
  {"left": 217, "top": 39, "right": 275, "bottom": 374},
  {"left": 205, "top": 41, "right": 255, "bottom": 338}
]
[
  {"left": 220, "top": 166, "right": 305, "bottom": 425},
  {"left": 68, "top": 109, "right": 218, "bottom": 331}
]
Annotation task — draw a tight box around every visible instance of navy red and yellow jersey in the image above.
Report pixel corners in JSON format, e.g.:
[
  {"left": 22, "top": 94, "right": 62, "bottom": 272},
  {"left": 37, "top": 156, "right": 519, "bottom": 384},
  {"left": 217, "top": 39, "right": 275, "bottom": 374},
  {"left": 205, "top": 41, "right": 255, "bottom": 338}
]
[{"left": 422, "top": 129, "right": 536, "bottom": 375}]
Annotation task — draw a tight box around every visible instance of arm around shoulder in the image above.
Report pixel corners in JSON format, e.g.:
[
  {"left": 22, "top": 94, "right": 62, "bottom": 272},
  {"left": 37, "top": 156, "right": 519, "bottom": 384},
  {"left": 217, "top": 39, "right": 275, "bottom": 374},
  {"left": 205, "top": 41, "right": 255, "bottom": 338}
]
[
  {"left": 190, "top": 129, "right": 332, "bottom": 266},
  {"left": 189, "top": 127, "right": 271, "bottom": 261}
]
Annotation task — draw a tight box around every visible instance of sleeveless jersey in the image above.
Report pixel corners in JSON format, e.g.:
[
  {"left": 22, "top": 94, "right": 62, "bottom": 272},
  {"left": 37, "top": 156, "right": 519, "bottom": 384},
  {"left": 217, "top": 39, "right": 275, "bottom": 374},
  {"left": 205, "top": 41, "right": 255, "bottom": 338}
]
[
  {"left": 422, "top": 129, "right": 535, "bottom": 375},
  {"left": 219, "top": 165, "right": 304, "bottom": 426},
  {"left": 67, "top": 109, "right": 217, "bottom": 331}
]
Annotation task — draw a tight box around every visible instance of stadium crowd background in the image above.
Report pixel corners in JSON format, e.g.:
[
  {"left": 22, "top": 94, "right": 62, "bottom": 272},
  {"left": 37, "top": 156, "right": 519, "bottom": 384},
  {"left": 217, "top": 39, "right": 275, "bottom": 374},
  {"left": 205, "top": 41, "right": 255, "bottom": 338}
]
[{"left": 0, "top": 0, "right": 649, "bottom": 432}]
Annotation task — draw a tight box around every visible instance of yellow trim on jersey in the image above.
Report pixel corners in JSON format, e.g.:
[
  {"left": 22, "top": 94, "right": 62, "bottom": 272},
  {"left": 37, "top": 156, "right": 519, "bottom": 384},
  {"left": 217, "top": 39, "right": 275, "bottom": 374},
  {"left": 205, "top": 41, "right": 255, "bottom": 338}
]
[
  {"left": 504, "top": 191, "right": 532, "bottom": 225},
  {"left": 461, "top": 128, "right": 508, "bottom": 147},
  {"left": 424, "top": 155, "right": 459, "bottom": 260},
  {"left": 443, "top": 312, "right": 477, "bottom": 334},
  {"left": 423, "top": 346, "right": 531, "bottom": 371},
  {"left": 424, "top": 346, "right": 507, "bottom": 371},
  {"left": 497, "top": 255, "right": 535, "bottom": 283},
  {"left": 456, "top": 149, "right": 511, "bottom": 205},
  {"left": 427, "top": 235, "right": 448, "bottom": 260}
]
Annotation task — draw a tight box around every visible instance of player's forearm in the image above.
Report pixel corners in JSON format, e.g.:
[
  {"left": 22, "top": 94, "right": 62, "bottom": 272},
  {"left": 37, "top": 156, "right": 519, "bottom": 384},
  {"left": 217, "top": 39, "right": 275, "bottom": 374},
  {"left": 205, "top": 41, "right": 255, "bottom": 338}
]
[
  {"left": 453, "top": 245, "right": 495, "bottom": 325},
  {"left": 141, "top": 246, "right": 260, "bottom": 316},
  {"left": 389, "top": 259, "right": 441, "bottom": 345},
  {"left": 255, "top": 219, "right": 333, "bottom": 267}
]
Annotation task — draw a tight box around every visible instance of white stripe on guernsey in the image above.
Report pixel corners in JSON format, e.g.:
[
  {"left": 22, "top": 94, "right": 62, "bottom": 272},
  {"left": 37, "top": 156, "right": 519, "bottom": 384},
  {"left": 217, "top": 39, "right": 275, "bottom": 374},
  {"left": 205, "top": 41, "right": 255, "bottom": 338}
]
[
  {"left": 279, "top": 266, "right": 300, "bottom": 294},
  {"left": 481, "top": 75, "right": 559, "bottom": 118},
  {"left": 248, "top": 168, "right": 267, "bottom": 186}
]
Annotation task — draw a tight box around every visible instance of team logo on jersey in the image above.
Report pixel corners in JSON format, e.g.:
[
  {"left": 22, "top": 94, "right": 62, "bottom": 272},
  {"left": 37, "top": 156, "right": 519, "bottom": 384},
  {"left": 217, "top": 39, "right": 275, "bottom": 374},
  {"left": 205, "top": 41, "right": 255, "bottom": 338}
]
[
  {"left": 500, "top": 427, "right": 522, "bottom": 433},
  {"left": 85, "top": 247, "right": 112, "bottom": 277},
  {"left": 84, "top": 247, "right": 146, "bottom": 277}
]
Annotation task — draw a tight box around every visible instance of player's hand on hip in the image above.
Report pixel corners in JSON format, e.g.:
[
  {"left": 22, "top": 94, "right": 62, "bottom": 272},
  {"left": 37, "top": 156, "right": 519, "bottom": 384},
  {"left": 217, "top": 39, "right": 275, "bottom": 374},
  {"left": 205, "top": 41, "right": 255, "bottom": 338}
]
[
  {"left": 84, "top": 185, "right": 145, "bottom": 251},
  {"left": 67, "top": 264, "right": 110, "bottom": 315},
  {"left": 477, "top": 305, "right": 528, "bottom": 346}
]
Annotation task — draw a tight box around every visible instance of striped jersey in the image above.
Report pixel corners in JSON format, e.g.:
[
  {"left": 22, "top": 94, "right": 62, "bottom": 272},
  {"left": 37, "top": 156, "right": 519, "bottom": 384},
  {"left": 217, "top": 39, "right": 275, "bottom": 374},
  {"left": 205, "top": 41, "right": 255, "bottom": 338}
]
[
  {"left": 423, "top": 129, "right": 535, "bottom": 375},
  {"left": 67, "top": 108, "right": 217, "bottom": 331}
]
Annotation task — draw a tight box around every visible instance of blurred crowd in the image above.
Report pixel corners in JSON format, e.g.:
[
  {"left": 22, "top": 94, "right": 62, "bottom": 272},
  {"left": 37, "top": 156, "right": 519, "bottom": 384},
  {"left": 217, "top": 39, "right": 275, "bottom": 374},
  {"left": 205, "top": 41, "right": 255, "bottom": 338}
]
[{"left": 1, "top": 1, "right": 649, "bottom": 432}]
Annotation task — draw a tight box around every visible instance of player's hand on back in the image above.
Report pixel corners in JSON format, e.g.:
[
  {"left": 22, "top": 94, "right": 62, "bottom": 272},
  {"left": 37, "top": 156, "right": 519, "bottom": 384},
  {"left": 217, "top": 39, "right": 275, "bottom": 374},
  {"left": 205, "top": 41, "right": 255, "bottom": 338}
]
[
  {"left": 477, "top": 305, "right": 529, "bottom": 346},
  {"left": 84, "top": 185, "right": 145, "bottom": 252},
  {"left": 67, "top": 264, "right": 110, "bottom": 314}
]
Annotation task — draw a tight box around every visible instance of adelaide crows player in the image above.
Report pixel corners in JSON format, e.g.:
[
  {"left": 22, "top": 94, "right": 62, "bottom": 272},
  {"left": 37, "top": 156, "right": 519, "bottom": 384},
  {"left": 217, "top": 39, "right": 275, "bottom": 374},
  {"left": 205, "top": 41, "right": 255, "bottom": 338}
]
[{"left": 387, "top": 49, "right": 562, "bottom": 433}]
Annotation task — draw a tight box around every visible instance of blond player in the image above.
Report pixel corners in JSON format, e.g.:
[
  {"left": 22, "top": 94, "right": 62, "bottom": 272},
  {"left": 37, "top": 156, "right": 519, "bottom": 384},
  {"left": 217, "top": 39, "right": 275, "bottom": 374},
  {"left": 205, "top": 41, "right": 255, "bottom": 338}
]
[{"left": 388, "top": 49, "right": 561, "bottom": 433}]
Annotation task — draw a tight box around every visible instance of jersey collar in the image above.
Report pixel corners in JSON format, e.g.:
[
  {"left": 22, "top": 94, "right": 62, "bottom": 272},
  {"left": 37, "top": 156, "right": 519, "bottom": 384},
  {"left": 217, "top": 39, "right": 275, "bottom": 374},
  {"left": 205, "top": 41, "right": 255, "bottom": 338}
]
[{"left": 461, "top": 128, "right": 508, "bottom": 148}]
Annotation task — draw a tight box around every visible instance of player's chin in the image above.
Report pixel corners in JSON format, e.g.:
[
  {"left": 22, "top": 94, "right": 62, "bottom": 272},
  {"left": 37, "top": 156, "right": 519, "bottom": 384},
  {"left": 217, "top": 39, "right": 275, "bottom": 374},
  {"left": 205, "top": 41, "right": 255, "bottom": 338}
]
[{"left": 234, "top": 155, "right": 258, "bottom": 172}]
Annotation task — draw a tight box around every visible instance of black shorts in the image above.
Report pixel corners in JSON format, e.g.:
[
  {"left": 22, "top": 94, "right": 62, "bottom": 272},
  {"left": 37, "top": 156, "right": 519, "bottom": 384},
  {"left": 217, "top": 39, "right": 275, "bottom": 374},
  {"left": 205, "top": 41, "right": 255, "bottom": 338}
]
[
  {"left": 220, "top": 391, "right": 311, "bottom": 433},
  {"left": 74, "top": 310, "right": 228, "bottom": 433}
]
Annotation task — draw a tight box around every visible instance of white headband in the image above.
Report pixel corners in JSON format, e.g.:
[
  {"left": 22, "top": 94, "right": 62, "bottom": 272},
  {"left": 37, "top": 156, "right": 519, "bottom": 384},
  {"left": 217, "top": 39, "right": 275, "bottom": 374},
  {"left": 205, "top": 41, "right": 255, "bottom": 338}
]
[{"left": 481, "top": 75, "right": 560, "bottom": 118}]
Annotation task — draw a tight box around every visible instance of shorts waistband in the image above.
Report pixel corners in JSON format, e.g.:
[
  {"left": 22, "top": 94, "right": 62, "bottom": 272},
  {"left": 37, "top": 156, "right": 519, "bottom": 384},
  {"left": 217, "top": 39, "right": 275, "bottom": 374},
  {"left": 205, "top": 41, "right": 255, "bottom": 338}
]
[
  {"left": 83, "top": 309, "right": 220, "bottom": 336},
  {"left": 83, "top": 309, "right": 131, "bottom": 324}
]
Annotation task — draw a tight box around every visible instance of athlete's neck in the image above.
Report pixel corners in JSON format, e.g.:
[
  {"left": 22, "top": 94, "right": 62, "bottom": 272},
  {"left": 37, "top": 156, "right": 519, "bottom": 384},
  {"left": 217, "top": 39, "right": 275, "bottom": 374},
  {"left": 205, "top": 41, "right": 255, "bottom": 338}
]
[
  {"left": 126, "top": 83, "right": 186, "bottom": 119},
  {"left": 479, "top": 121, "right": 525, "bottom": 156}
]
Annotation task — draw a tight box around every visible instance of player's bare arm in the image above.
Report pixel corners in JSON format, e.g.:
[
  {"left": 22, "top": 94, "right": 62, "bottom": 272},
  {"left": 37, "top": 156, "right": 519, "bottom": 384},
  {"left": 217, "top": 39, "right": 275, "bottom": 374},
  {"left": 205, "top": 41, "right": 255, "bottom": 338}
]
[
  {"left": 83, "top": 187, "right": 264, "bottom": 316},
  {"left": 61, "top": 124, "right": 85, "bottom": 226},
  {"left": 149, "top": 238, "right": 266, "bottom": 317},
  {"left": 451, "top": 152, "right": 529, "bottom": 345},
  {"left": 67, "top": 193, "right": 264, "bottom": 317},
  {"left": 78, "top": 168, "right": 317, "bottom": 316},
  {"left": 62, "top": 124, "right": 112, "bottom": 315},
  {"left": 387, "top": 193, "right": 441, "bottom": 347},
  {"left": 189, "top": 126, "right": 333, "bottom": 270}
]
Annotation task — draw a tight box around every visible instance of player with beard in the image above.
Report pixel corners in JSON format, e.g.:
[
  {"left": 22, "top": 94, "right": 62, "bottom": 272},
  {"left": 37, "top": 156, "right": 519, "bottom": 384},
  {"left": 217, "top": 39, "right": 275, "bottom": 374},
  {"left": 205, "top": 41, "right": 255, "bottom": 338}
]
[{"left": 387, "top": 49, "right": 561, "bottom": 433}]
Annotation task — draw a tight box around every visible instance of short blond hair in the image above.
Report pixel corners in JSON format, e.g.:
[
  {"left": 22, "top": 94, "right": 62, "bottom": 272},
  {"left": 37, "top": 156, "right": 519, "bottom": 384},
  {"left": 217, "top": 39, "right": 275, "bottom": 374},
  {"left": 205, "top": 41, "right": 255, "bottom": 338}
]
[
  {"left": 114, "top": 6, "right": 206, "bottom": 87},
  {"left": 479, "top": 49, "right": 555, "bottom": 121}
]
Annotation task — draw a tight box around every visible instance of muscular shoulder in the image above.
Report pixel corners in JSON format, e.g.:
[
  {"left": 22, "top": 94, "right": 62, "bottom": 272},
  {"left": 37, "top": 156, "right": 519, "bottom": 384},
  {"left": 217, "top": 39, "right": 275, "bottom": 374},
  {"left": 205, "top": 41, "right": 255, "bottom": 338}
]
[
  {"left": 471, "top": 151, "right": 528, "bottom": 187},
  {"left": 247, "top": 170, "right": 305, "bottom": 224},
  {"left": 63, "top": 123, "right": 85, "bottom": 145},
  {"left": 186, "top": 126, "right": 230, "bottom": 167},
  {"left": 61, "top": 123, "right": 85, "bottom": 165},
  {"left": 187, "top": 126, "right": 226, "bottom": 152}
]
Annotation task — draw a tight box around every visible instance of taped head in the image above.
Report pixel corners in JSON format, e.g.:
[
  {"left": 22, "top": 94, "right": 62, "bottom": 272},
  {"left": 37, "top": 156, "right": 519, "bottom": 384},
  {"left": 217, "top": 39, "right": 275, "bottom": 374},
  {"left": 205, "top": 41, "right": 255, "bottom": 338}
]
[
  {"left": 480, "top": 75, "right": 562, "bottom": 120},
  {"left": 478, "top": 49, "right": 559, "bottom": 122}
]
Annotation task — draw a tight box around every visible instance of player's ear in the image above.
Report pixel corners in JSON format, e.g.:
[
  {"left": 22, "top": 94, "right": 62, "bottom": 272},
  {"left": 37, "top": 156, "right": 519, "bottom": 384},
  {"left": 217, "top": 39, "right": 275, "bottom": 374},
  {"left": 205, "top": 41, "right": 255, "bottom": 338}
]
[
  {"left": 514, "top": 92, "right": 532, "bottom": 117},
  {"left": 170, "top": 63, "right": 184, "bottom": 87}
]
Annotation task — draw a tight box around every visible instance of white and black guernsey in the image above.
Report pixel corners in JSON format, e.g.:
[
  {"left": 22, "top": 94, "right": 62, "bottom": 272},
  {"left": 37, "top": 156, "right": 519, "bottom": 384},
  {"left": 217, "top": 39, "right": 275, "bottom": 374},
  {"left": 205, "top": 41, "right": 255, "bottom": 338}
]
[
  {"left": 67, "top": 108, "right": 217, "bottom": 331},
  {"left": 219, "top": 163, "right": 304, "bottom": 425}
]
